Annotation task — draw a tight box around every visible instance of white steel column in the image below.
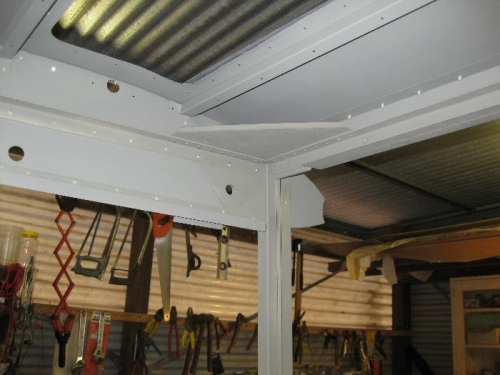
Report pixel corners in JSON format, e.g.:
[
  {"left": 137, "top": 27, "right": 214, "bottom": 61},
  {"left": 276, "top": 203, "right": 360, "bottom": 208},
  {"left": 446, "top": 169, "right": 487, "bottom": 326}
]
[{"left": 258, "top": 169, "right": 293, "bottom": 374}]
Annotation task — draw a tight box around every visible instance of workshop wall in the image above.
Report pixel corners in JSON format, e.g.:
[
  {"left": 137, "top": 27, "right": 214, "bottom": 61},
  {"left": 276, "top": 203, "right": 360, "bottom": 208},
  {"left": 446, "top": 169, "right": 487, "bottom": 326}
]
[{"left": 0, "top": 185, "right": 392, "bottom": 373}]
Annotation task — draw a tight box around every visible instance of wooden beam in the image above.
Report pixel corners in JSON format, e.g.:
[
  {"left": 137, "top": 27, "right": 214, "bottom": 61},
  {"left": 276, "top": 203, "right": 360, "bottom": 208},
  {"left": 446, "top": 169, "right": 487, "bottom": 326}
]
[
  {"left": 120, "top": 216, "right": 155, "bottom": 375},
  {"left": 392, "top": 283, "right": 412, "bottom": 374}
]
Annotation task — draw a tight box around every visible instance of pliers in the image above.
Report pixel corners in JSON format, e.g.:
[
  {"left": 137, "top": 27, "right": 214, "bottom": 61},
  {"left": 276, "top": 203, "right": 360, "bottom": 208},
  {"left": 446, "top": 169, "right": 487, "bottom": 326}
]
[
  {"left": 375, "top": 331, "right": 387, "bottom": 359},
  {"left": 141, "top": 308, "right": 164, "bottom": 356},
  {"left": 227, "top": 313, "right": 246, "bottom": 353},
  {"left": 168, "top": 306, "right": 180, "bottom": 357},
  {"left": 181, "top": 307, "right": 196, "bottom": 350}
]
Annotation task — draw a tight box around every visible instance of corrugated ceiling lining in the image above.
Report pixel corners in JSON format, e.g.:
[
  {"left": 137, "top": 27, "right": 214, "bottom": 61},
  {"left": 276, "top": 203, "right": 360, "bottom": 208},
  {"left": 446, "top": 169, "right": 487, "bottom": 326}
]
[
  {"left": 52, "top": 0, "right": 329, "bottom": 83},
  {"left": 361, "top": 119, "right": 500, "bottom": 209},
  {"left": 0, "top": 185, "right": 391, "bottom": 328},
  {"left": 306, "top": 166, "right": 457, "bottom": 229}
]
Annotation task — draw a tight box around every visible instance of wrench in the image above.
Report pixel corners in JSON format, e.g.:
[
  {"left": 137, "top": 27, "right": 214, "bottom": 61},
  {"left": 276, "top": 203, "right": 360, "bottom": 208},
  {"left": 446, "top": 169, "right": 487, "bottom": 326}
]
[
  {"left": 71, "top": 311, "right": 87, "bottom": 375},
  {"left": 93, "top": 313, "right": 105, "bottom": 364}
]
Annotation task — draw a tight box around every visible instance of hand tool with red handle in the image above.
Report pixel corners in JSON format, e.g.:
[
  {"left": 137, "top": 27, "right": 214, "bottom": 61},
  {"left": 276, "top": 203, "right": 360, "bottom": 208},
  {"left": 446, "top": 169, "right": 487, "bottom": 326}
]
[
  {"left": 152, "top": 213, "right": 174, "bottom": 322},
  {"left": 52, "top": 195, "right": 77, "bottom": 368}
]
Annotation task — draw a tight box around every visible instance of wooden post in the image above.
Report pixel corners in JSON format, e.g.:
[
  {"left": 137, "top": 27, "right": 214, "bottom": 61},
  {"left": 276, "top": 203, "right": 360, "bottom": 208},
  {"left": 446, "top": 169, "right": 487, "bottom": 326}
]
[
  {"left": 119, "top": 215, "right": 155, "bottom": 375},
  {"left": 392, "top": 282, "right": 412, "bottom": 374}
]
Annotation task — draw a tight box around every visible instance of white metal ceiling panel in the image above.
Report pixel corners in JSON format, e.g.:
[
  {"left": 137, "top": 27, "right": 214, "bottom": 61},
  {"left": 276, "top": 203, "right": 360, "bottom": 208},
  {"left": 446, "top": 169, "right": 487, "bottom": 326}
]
[
  {"left": 174, "top": 122, "right": 350, "bottom": 161},
  {"left": 204, "top": 0, "right": 500, "bottom": 125}
]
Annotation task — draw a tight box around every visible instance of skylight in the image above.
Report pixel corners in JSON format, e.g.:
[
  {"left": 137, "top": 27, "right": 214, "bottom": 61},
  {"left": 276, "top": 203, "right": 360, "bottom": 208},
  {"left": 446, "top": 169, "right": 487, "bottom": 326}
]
[{"left": 52, "top": 0, "right": 329, "bottom": 83}]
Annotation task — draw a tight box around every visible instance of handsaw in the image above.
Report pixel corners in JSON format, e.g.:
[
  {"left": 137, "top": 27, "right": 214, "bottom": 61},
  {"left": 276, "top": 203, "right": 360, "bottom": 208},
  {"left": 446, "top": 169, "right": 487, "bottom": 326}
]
[{"left": 152, "top": 213, "right": 174, "bottom": 322}]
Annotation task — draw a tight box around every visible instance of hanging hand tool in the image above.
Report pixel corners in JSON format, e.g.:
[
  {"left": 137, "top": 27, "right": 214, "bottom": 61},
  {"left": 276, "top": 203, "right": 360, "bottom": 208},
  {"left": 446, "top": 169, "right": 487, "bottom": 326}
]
[
  {"left": 141, "top": 308, "right": 164, "bottom": 354},
  {"left": 131, "top": 332, "right": 149, "bottom": 375},
  {"left": 212, "top": 318, "right": 226, "bottom": 375},
  {"left": 302, "top": 321, "right": 313, "bottom": 354},
  {"left": 52, "top": 195, "right": 77, "bottom": 368},
  {"left": 375, "top": 331, "right": 386, "bottom": 359},
  {"left": 168, "top": 306, "right": 180, "bottom": 357},
  {"left": 206, "top": 314, "right": 214, "bottom": 373},
  {"left": 359, "top": 331, "right": 371, "bottom": 374},
  {"left": 152, "top": 213, "right": 174, "bottom": 322},
  {"left": 226, "top": 313, "right": 246, "bottom": 353},
  {"left": 73, "top": 205, "right": 122, "bottom": 280},
  {"left": 92, "top": 313, "right": 106, "bottom": 364},
  {"left": 109, "top": 210, "right": 152, "bottom": 286},
  {"left": 189, "top": 314, "right": 206, "bottom": 374},
  {"left": 246, "top": 323, "right": 258, "bottom": 351},
  {"left": 181, "top": 309, "right": 196, "bottom": 375},
  {"left": 130, "top": 308, "right": 164, "bottom": 375},
  {"left": 184, "top": 226, "right": 201, "bottom": 278},
  {"left": 71, "top": 311, "right": 87, "bottom": 375},
  {"left": 292, "top": 311, "right": 306, "bottom": 363},
  {"left": 216, "top": 226, "right": 230, "bottom": 280},
  {"left": 181, "top": 307, "right": 196, "bottom": 350}
]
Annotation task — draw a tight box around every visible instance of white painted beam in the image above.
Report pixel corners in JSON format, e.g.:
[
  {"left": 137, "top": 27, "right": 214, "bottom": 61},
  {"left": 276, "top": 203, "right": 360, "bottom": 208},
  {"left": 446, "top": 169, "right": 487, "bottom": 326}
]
[{"left": 258, "top": 171, "right": 293, "bottom": 374}]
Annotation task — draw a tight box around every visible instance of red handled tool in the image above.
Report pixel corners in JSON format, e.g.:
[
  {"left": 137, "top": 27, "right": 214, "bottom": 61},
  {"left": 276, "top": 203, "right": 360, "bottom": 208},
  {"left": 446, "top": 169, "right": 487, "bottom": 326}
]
[{"left": 51, "top": 195, "right": 77, "bottom": 368}]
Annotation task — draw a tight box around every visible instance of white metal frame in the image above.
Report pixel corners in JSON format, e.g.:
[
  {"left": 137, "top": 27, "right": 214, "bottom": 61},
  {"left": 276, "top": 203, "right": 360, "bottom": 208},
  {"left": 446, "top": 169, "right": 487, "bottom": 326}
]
[{"left": 2, "top": 1, "right": 500, "bottom": 373}]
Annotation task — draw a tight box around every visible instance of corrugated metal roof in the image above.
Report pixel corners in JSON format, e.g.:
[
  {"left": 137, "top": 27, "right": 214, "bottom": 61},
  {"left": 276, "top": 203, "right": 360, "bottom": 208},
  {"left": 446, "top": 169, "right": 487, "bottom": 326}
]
[
  {"left": 307, "top": 119, "right": 500, "bottom": 236},
  {"left": 362, "top": 119, "right": 500, "bottom": 210},
  {"left": 307, "top": 165, "right": 457, "bottom": 230},
  {"left": 52, "top": 0, "right": 329, "bottom": 83}
]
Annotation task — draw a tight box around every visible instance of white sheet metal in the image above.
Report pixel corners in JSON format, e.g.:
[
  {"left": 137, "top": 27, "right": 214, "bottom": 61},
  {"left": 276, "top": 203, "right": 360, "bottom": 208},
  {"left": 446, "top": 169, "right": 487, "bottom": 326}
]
[{"left": 174, "top": 122, "right": 349, "bottom": 162}]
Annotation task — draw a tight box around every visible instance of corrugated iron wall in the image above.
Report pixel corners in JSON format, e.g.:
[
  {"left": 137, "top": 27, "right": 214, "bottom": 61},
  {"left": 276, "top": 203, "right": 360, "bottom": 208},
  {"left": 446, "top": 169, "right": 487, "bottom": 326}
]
[
  {"left": 0, "top": 185, "right": 392, "bottom": 374},
  {"left": 411, "top": 282, "right": 453, "bottom": 375}
]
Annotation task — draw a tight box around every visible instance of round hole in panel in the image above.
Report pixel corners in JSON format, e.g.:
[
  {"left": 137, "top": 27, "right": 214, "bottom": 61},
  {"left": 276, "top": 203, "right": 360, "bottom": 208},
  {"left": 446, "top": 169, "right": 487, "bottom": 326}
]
[
  {"left": 8, "top": 146, "right": 24, "bottom": 162},
  {"left": 107, "top": 80, "right": 120, "bottom": 93},
  {"left": 225, "top": 184, "right": 234, "bottom": 195}
]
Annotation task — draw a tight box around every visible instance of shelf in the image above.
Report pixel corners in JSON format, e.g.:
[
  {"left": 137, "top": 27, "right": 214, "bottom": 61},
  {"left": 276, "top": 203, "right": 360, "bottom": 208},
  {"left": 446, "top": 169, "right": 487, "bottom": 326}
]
[
  {"left": 466, "top": 344, "right": 500, "bottom": 349},
  {"left": 464, "top": 308, "right": 500, "bottom": 313}
]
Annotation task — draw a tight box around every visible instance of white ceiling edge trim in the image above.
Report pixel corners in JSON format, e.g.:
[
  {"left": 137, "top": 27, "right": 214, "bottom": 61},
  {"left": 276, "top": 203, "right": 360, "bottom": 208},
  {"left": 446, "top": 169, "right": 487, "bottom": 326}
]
[{"left": 270, "top": 65, "right": 500, "bottom": 176}]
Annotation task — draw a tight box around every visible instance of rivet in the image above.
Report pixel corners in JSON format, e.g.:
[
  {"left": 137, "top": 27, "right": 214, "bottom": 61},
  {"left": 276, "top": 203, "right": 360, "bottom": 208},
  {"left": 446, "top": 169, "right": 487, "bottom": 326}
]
[
  {"left": 189, "top": 204, "right": 193, "bottom": 208},
  {"left": 129, "top": 139, "right": 134, "bottom": 144},
  {"left": 255, "top": 168, "right": 258, "bottom": 172},
  {"left": 221, "top": 210, "right": 225, "bottom": 214},
  {"left": 417, "top": 90, "right": 422, "bottom": 95},
  {"left": 92, "top": 131, "right": 97, "bottom": 135},
  {"left": 196, "top": 155, "right": 201, "bottom": 159},
  {"left": 458, "top": 75, "right": 463, "bottom": 81},
  {"left": 18, "top": 56, "right": 23, "bottom": 61},
  {"left": 72, "top": 180, "right": 77, "bottom": 185},
  {"left": 227, "top": 162, "right": 231, "bottom": 167},
  {"left": 2, "top": 67, "right": 6, "bottom": 72},
  {"left": 362, "top": 137, "right": 368, "bottom": 144},
  {"left": 7, "top": 110, "right": 12, "bottom": 116},
  {"left": 115, "top": 188, "right": 119, "bottom": 193},
  {"left": 53, "top": 121, "right": 57, "bottom": 125},
  {"left": 347, "top": 114, "right": 352, "bottom": 119},
  {"left": 26, "top": 171, "right": 31, "bottom": 176},
  {"left": 154, "top": 196, "right": 159, "bottom": 201},
  {"left": 381, "top": 102, "right": 385, "bottom": 108},
  {"left": 51, "top": 66, "right": 56, "bottom": 72},
  {"left": 0, "top": 166, "right": 4, "bottom": 170},
  {"left": 164, "top": 147, "right": 169, "bottom": 151}
]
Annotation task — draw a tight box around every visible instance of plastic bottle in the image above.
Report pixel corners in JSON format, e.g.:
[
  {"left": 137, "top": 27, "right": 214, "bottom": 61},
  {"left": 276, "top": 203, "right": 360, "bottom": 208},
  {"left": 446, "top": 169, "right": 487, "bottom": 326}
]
[{"left": 18, "top": 230, "right": 38, "bottom": 267}]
